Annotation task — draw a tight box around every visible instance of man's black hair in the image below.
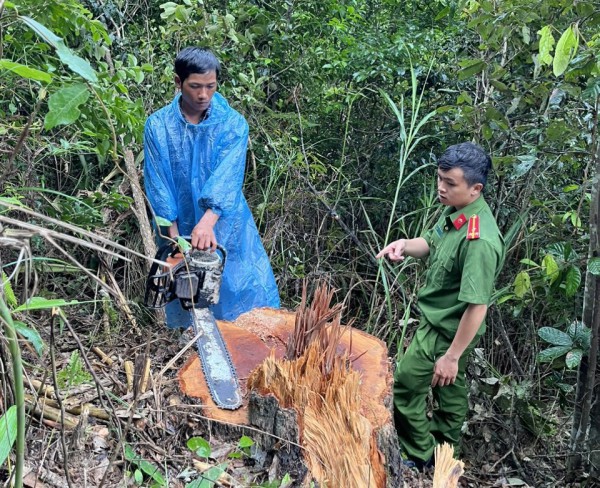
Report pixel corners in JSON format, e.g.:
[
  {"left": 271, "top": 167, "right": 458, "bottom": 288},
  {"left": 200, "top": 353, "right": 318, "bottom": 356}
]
[
  {"left": 437, "top": 142, "right": 492, "bottom": 187},
  {"left": 174, "top": 47, "right": 221, "bottom": 83}
]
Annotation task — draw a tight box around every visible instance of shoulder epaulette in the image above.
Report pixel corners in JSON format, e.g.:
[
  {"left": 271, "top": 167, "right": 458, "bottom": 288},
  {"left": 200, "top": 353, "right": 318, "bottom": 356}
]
[{"left": 466, "top": 215, "right": 480, "bottom": 240}]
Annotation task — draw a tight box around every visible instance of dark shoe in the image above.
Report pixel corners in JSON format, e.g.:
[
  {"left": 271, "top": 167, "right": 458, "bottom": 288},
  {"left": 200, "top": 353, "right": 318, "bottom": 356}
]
[{"left": 402, "top": 456, "right": 434, "bottom": 472}]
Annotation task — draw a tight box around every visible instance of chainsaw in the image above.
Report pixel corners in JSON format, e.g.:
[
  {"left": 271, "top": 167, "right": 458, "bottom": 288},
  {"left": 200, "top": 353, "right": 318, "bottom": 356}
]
[{"left": 144, "top": 238, "right": 242, "bottom": 410}]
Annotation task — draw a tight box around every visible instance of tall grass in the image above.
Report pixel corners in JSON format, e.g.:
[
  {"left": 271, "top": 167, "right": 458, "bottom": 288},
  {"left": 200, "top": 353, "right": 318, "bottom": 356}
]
[{"left": 361, "top": 61, "right": 438, "bottom": 349}]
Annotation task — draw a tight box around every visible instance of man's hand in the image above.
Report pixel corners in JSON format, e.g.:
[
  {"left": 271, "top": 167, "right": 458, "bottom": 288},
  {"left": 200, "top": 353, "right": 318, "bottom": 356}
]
[
  {"left": 191, "top": 221, "right": 217, "bottom": 250},
  {"left": 376, "top": 239, "right": 407, "bottom": 261},
  {"left": 191, "top": 209, "right": 220, "bottom": 251},
  {"left": 431, "top": 353, "right": 459, "bottom": 388}
]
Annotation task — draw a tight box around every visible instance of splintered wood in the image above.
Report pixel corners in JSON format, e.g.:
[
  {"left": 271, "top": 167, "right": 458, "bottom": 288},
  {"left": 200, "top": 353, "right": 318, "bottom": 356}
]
[
  {"left": 433, "top": 443, "right": 465, "bottom": 488},
  {"left": 248, "top": 284, "right": 385, "bottom": 488},
  {"left": 178, "top": 283, "right": 399, "bottom": 487}
]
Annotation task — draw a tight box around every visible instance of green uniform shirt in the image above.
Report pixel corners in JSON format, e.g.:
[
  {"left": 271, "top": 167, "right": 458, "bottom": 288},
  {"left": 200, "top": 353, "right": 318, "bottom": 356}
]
[{"left": 418, "top": 195, "right": 505, "bottom": 340}]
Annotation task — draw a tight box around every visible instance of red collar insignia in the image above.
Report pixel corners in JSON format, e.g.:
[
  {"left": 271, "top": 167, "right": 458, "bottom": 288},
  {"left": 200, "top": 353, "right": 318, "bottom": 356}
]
[
  {"left": 467, "top": 215, "right": 480, "bottom": 240},
  {"left": 452, "top": 213, "right": 467, "bottom": 230}
]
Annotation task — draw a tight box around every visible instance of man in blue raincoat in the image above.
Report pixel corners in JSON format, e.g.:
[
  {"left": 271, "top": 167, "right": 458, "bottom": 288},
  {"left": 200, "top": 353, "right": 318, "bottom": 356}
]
[{"left": 144, "top": 47, "right": 280, "bottom": 324}]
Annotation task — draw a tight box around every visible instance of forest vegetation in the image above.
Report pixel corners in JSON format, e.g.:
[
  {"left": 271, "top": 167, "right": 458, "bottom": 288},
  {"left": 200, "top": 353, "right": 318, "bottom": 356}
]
[{"left": 0, "top": 0, "right": 599, "bottom": 486}]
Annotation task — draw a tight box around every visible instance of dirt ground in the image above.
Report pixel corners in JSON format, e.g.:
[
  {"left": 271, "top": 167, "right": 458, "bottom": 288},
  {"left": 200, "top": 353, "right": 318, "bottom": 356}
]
[{"left": 3, "top": 311, "right": 587, "bottom": 488}]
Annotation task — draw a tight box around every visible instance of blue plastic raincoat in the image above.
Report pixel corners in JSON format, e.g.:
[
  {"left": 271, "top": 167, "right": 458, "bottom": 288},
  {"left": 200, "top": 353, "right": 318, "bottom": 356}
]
[{"left": 144, "top": 92, "right": 280, "bottom": 323}]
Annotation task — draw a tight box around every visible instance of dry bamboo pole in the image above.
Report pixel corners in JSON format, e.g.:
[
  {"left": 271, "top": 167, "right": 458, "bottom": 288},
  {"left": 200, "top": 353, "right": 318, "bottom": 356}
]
[{"left": 24, "top": 394, "right": 79, "bottom": 430}]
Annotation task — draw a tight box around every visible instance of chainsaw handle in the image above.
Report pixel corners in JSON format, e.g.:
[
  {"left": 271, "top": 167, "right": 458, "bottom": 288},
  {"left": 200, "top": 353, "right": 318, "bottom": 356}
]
[{"left": 177, "top": 236, "right": 227, "bottom": 268}]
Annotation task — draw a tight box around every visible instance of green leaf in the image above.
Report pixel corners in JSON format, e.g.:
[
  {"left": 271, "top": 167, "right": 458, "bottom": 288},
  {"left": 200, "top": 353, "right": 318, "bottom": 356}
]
[
  {"left": 505, "top": 479, "right": 528, "bottom": 487},
  {"left": 537, "top": 26, "right": 555, "bottom": 66},
  {"left": 458, "top": 59, "right": 486, "bottom": 80},
  {"left": 565, "top": 349, "right": 583, "bottom": 369},
  {"left": 568, "top": 321, "right": 591, "bottom": 350},
  {"left": 187, "top": 436, "right": 211, "bottom": 458},
  {"left": 565, "top": 266, "right": 581, "bottom": 297},
  {"left": 538, "top": 327, "right": 572, "bottom": 346},
  {"left": 513, "top": 155, "right": 536, "bottom": 178},
  {"left": 553, "top": 25, "right": 578, "bottom": 77},
  {"left": 519, "top": 259, "right": 537, "bottom": 267},
  {"left": 521, "top": 25, "right": 530, "bottom": 45},
  {"left": 13, "top": 297, "right": 79, "bottom": 312},
  {"left": 177, "top": 237, "right": 192, "bottom": 253},
  {"left": 537, "top": 345, "right": 571, "bottom": 363},
  {"left": 588, "top": 257, "right": 600, "bottom": 276},
  {"left": 513, "top": 271, "right": 531, "bottom": 298},
  {"left": 134, "top": 469, "right": 143, "bottom": 485},
  {"left": 0, "top": 196, "right": 27, "bottom": 209},
  {"left": 542, "top": 254, "right": 559, "bottom": 283},
  {"left": 44, "top": 84, "right": 90, "bottom": 130},
  {"left": 14, "top": 321, "right": 45, "bottom": 355},
  {"left": 18, "top": 16, "right": 98, "bottom": 82},
  {"left": 0, "top": 59, "right": 53, "bottom": 83},
  {"left": 238, "top": 435, "right": 254, "bottom": 449},
  {"left": 0, "top": 406, "right": 18, "bottom": 467},
  {"left": 2, "top": 272, "right": 18, "bottom": 308},
  {"left": 124, "top": 445, "right": 166, "bottom": 486},
  {"left": 496, "top": 294, "right": 514, "bottom": 305},
  {"left": 154, "top": 216, "right": 172, "bottom": 227},
  {"left": 434, "top": 6, "right": 451, "bottom": 21}
]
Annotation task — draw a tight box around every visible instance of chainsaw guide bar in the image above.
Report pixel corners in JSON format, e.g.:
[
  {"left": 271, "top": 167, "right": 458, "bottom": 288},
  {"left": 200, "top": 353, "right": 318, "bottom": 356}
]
[{"left": 190, "top": 307, "right": 242, "bottom": 410}]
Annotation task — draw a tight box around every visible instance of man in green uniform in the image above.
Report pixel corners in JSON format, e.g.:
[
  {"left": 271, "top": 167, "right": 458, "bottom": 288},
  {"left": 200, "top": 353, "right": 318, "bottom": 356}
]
[{"left": 376, "top": 142, "right": 505, "bottom": 469}]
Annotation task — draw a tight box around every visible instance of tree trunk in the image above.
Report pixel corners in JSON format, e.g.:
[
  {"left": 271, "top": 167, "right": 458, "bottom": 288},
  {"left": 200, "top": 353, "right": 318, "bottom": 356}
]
[
  {"left": 568, "top": 97, "right": 600, "bottom": 477},
  {"left": 178, "top": 306, "right": 402, "bottom": 487}
]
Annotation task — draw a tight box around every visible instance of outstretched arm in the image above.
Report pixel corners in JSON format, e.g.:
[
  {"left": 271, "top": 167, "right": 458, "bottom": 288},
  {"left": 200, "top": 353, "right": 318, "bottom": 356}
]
[{"left": 376, "top": 237, "right": 430, "bottom": 261}]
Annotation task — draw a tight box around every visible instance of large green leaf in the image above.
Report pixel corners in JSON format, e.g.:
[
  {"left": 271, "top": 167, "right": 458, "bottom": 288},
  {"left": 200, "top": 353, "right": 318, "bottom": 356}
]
[
  {"left": 588, "top": 257, "right": 600, "bottom": 276},
  {"left": 0, "top": 406, "right": 17, "bottom": 467},
  {"left": 537, "top": 345, "right": 571, "bottom": 363},
  {"left": 538, "top": 326, "right": 572, "bottom": 347},
  {"left": 565, "top": 349, "right": 583, "bottom": 369},
  {"left": 513, "top": 271, "right": 531, "bottom": 298},
  {"left": 542, "top": 254, "right": 559, "bottom": 284},
  {"left": 0, "top": 59, "right": 53, "bottom": 83},
  {"left": 537, "top": 26, "right": 555, "bottom": 66},
  {"left": 553, "top": 25, "right": 578, "bottom": 77},
  {"left": 18, "top": 16, "right": 98, "bottom": 82},
  {"left": 13, "top": 297, "right": 79, "bottom": 312},
  {"left": 458, "top": 59, "right": 486, "bottom": 80},
  {"left": 44, "top": 84, "right": 90, "bottom": 130},
  {"left": 568, "top": 321, "right": 591, "bottom": 350},
  {"left": 13, "top": 321, "right": 45, "bottom": 355},
  {"left": 565, "top": 266, "right": 581, "bottom": 297}
]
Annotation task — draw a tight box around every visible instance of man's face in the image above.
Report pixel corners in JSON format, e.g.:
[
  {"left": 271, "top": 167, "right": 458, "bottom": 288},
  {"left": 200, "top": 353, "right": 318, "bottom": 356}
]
[
  {"left": 437, "top": 167, "right": 482, "bottom": 209},
  {"left": 176, "top": 71, "right": 217, "bottom": 116}
]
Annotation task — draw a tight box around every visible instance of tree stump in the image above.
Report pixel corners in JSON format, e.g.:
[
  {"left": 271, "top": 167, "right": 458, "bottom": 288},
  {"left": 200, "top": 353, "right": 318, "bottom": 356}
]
[{"left": 178, "top": 294, "right": 401, "bottom": 487}]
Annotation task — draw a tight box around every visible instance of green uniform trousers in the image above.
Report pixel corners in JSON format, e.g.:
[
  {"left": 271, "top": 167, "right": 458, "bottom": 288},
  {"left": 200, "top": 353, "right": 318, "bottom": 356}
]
[{"left": 393, "top": 322, "right": 477, "bottom": 462}]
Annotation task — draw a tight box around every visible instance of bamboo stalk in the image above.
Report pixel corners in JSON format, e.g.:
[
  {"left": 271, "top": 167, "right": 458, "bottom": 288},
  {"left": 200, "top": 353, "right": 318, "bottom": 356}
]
[
  {"left": 133, "top": 355, "right": 151, "bottom": 397},
  {"left": 124, "top": 360, "right": 134, "bottom": 392},
  {"left": 0, "top": 294, "right": 25, "bottom": 488},
  {"left": 92, "top": 346, "right": 114, "bottom": 366},
  {"left": 24, "top": 395, "right": 78, "bottom": 430},
  {"left": 24, "top": 394, "right": 110, "bottom": 421},
  {"left": 27, "top": 378, "right": 110, "bottom": 399}
]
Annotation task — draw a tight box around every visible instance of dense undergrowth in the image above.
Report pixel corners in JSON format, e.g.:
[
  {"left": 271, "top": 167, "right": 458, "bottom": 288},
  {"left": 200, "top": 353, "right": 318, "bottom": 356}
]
[{"left": 1, "top": 0, "right": 599, "bottom": 486}]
